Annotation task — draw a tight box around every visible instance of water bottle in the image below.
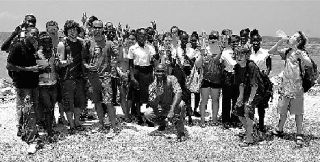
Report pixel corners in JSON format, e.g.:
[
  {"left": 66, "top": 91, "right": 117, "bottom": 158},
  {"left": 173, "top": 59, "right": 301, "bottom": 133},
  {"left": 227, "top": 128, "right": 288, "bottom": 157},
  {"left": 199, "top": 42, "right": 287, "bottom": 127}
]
[{"left": 276, "top": 30, "right": 289, "bottom": 39}]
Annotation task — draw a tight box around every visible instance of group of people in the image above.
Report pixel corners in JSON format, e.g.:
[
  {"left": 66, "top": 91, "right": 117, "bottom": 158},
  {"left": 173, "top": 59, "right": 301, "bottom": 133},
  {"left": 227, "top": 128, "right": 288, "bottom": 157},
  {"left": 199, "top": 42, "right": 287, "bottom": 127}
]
[{"left": 2, "top": 14, "right": 314, "bottom": 154}]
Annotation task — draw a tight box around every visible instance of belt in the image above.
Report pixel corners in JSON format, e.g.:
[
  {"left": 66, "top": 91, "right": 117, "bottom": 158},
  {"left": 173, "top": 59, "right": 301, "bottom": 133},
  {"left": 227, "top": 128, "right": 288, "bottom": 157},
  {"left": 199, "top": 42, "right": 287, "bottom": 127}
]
[{"left": 134, "top": 65, "right": 153, "bottom": 73}]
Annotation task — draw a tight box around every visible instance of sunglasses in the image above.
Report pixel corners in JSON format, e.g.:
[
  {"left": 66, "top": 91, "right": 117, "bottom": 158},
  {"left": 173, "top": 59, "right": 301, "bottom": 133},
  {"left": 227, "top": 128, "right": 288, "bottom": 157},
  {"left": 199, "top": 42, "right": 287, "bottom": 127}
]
[
  {"left": 128, "top": 37, "right": 136, "bottom": 41},
  {"left": 93, "top": 26, "right": 103, "bottom": 29},
  {"left": 208, "top": 35, "right": 219, "bottom": 40}
]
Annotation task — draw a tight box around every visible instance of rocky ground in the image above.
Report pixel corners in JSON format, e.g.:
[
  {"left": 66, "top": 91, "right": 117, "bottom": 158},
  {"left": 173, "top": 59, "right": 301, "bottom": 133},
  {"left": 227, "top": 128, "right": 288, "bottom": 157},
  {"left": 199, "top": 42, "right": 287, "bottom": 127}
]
[{"left": 0, "top": 77, "right": 320, "bottom": 162}]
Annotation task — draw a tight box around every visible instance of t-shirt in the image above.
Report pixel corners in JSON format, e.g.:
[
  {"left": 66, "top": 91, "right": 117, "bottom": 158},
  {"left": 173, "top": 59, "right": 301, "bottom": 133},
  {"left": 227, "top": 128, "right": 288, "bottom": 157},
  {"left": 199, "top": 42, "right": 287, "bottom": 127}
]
[
  {"left": 128, "top": 43, "right": 156, "bottom": 66},
  {"left": 173, "top": 46, "right": 198, "bottom": 66},
  {"left": 278, "top": 48, "right": 306, "bottom": 98},
  {"left": 234, "top": 60, "right": 263, "bottom": 99},
  {"left": 221, "top": 48, "right": 236, "bottom": 73},
  {"left": 148, "top": 75, "right": 182, "bottom": 115},
  {"left": 7, "top": 41, "right": 39, "bottom": 89},
  {"left": 60, "top": 38, "right": 84, "bottom": 80},
  {"left": 250, "top": 48, "right": 270, "bottom": 71}
]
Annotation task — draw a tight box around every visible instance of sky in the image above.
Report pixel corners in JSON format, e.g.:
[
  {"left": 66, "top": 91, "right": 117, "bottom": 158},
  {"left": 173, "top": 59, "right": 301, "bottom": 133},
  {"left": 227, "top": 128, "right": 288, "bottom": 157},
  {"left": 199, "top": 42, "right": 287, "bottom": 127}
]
[{"left": 0, "top": 0, "right": 319, "bottom": 37}]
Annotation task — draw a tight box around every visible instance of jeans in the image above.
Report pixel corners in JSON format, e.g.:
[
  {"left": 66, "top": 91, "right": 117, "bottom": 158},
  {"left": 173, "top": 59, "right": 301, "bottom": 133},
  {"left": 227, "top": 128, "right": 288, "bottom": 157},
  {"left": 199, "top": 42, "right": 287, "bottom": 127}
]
[
  {"left": 38, "top": 85, "right": 58, "bottom": 136},
  {"left": 16, "top": 88, "right": 39, "bottom": 144}
]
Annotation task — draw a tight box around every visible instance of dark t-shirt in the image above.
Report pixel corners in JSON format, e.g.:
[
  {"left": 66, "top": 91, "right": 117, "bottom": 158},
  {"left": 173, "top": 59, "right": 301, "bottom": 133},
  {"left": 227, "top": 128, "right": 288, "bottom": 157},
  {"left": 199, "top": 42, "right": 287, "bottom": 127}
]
[
  {"left": 82, "top": 39, "right": 117, "bottom": 77},
  {"left": 61, "top": 38, "right": 84, "bottom": 80},
  {"left": 234, "top": 61, "right": 263, "bottom": 99},
  {"left": 7, "top": 41, "right": 39, "bottom": 88}
]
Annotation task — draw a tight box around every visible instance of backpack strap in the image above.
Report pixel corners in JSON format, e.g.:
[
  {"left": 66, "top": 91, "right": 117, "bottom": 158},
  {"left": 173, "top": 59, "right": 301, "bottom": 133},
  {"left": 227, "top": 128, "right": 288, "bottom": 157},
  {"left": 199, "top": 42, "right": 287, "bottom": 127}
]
[{"left": 298, "top": 58, "right": 304, "bottom": 80}]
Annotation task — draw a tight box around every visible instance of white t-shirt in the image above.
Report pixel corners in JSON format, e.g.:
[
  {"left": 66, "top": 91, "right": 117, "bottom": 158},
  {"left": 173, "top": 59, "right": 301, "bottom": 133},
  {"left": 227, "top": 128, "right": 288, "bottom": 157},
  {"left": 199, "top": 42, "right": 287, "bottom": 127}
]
[
  {"left": 127, "top": 43, "right": 156, "bottom": 66},
  {"left": 250, "top": 48, "right": 270, "bottom": 71},
  {"left": 221, "top": 48, "right": 236, "bottom": 72},
  {"left": 173, "top": 46, "right": 199, "bottom": 66}
]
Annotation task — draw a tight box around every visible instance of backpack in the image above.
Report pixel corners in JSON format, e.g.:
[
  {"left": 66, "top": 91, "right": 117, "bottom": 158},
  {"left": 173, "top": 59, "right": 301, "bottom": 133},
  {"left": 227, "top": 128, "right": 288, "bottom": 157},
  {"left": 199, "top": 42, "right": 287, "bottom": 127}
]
[
  {"left": 298, "top": 56, "right": 319, "bottom": 93},
  {"left": 245, "top": 60, "right": 273, "bottom": 102}
]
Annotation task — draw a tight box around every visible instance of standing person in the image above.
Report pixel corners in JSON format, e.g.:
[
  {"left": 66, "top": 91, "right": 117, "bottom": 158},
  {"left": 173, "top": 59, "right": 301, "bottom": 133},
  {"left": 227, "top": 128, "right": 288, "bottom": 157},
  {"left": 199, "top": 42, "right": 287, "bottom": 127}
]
[
  {"left": 172, "top": 31, "right": 196, "bottom": 124},
  {"left": 170, "top": 26, "right": 180, "bottom": 49},
  {"left": 145, "top": 63, "right": 186, "bottom": 141},
  {"left": 82, "top": 20, "right": 118, "bottom": 132},
  {"left": 221, "top": 29, "right": 232, "bottom": 48},
  {"left": 104, "top": 24, "right": 120, "bottom": 106},
  {"left": 117, "top": 33, "right": 136, "bottom": 122},
  {"left": 128, "top": 28, "right": 156, "bottom": 125},
  {"left": 46, "top": 20, "right": 68, "bottom": 125},
  {"left": 6, "top": 27, "right": 43, "bottom": 154},
  {"left": 189, "top": 32, "right": 201, "bottom": 117},
  {"left": 249, "top": 29, "right": 272, "bottom": 132},
  {"left": 57, "top": 20, "right": 87, "bottom": 134},
  {"left": 269, "top": 31, "right": 312, "bottom": 146},
  {"left": 240, "top": 28, "right": 251, "bottom": 48},
  {"left": 233, "top": 47, "right": 264, "bottom": 147},
  {"left": 221, "top": 35, "right": 240, "bottom": 128},
  {"left": 1, "top": 14, "right": 37, "bottom": 52},
  {"left": 36, "top": 32, "right": 59, "bottom": 141},
  {"left": 195, "top": 30, "right": 224, "bottom": 127}
]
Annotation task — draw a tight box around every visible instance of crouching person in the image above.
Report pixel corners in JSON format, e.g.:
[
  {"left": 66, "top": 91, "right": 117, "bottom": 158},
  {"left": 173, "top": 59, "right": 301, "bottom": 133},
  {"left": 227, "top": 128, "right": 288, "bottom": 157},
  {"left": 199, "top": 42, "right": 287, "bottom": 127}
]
[
  {"left": 232, "top": 47, "right": 264, "bottom": 147},
  {"left": 144, "top": 64, "right": 187, "bottom": 141}
]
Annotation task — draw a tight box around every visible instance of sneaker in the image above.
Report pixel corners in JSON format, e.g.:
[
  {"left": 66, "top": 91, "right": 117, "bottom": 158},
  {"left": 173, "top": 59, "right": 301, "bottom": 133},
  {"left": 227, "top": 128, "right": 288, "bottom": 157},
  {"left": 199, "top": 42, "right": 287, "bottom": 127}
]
[
  {"left": 75, "top": 125, "right": 86, "bottom": 131},
  {"left": 222, "top": 123, "right": 230, "bottom": 129},
  {"left": 157, "top": 125, "right": 166, "bottom": 131},
  {"left": 271, "top": 129, "right": 284, "bottom": 138},
  {"left": 27, "top": 143, "right": 38, "bottom": 154},
  {"left": 193, "top": 111, "right": 201, "bottom": 117},
  {"left": 145, "top": 119, "right": 155, "bottom": 127},
  {"left": 177, "top": 133, "right": 187, "bottom": 142},
  {"left": 58, "top": 117, "right": 67, "bottom": 125},
  {"left": 68, "top": 128, "right": 76, "bottom": 135},
  {"left": 296, "top": 135, "right": 304, "bottom": 146}
]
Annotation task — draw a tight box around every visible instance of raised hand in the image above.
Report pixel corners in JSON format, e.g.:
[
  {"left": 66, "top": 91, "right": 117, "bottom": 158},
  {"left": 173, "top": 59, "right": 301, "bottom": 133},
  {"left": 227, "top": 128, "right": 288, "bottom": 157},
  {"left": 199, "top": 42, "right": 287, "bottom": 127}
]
[{"left": 81, "top": 12, "right": 87, "bottom": 25}]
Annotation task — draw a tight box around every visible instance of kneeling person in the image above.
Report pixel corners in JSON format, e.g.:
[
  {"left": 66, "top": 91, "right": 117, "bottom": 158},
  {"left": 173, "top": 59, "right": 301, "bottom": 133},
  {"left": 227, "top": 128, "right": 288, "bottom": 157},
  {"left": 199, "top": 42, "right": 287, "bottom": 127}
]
[{"left": 144, "top": 64, "right": 186, "bottom": 141}]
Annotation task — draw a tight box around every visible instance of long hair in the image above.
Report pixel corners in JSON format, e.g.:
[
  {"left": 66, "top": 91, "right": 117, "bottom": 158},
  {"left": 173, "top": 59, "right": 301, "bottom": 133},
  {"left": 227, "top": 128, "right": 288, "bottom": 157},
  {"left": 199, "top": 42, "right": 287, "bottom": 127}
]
[{"left": 63, "top": 20, "right": 81, "bottom": 36}]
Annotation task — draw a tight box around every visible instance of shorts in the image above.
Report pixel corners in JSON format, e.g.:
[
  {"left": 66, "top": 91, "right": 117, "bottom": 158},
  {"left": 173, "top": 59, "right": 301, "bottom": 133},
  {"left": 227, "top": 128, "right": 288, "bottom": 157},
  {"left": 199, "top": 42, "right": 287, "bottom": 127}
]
[
  {"left": 101, "top": 75, "right": 113, "bottom": 104},
  {"left": 277, "top": 95, "right": 304, "bottom": 115},
  {"left": 201, "top": 79, "right": 222, "bottom": 88},
  {"left": 233, "top": 93, "right": 263, "bottom": 120},
  {"left": 61, "top": 78, "right": 87, "bottom": 112},
  {"left": 87, "top": 73, "right": 102, "bottom": 103}
]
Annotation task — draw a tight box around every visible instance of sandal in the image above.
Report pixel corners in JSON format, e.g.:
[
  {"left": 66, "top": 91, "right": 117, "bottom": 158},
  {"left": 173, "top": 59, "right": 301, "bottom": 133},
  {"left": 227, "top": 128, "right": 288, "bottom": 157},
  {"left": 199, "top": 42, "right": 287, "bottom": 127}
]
[
  {"left": 239, "top": 141, "right": 255, "bottom": 147},
  {"left": 235, "top": 132, "right": 246, "bottom": 138}
]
